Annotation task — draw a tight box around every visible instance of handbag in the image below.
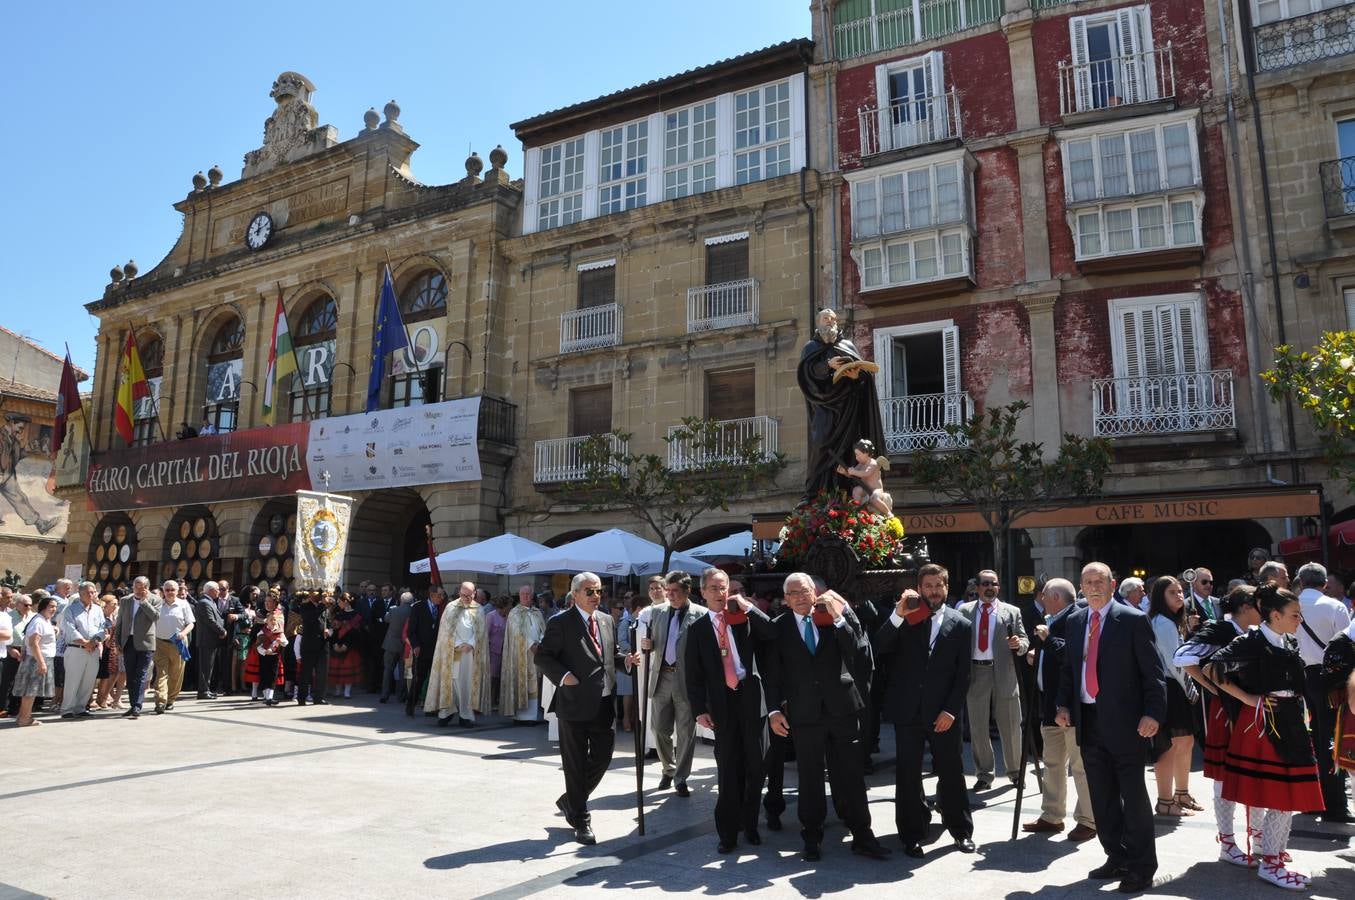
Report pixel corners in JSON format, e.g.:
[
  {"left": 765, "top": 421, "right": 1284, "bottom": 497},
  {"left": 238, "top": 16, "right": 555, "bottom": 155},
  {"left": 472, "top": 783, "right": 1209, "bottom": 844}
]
[{"left": 1336, "top": 704, "right": 1355, "bottom": 773}]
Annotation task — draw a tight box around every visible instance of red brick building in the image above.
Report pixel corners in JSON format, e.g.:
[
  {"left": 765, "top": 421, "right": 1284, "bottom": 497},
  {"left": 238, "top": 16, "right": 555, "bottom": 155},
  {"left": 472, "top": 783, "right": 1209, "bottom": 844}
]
[{"left": 814, "top": 0, "right": 1314, "bottom": 585}]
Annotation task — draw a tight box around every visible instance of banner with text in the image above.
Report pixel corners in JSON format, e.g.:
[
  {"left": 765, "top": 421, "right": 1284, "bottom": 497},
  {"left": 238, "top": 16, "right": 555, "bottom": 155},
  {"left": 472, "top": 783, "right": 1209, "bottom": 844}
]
[
  {"left": 304, "top": 396, "right": 480, "bottom": 493},
  {"left": 86, "top": 397, "right": 484, "bottom": 512}
]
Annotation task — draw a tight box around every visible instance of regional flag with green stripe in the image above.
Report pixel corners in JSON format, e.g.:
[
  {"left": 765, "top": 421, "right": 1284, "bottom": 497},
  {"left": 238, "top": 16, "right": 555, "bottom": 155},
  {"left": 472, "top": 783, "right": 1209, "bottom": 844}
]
[{"left": 262, "top": 290, "right": 299, "bottom": 425}]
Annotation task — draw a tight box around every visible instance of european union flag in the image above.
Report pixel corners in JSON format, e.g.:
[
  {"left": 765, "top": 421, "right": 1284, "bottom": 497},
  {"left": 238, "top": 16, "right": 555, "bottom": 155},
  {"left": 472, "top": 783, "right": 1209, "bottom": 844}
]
[{"left": 366, "top": 265, "right": 410, "bottom": 412}]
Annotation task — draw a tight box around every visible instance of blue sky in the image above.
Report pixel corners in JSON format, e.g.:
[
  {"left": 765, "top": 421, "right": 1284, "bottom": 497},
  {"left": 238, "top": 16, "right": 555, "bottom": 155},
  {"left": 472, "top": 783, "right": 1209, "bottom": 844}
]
[{"left": 1, "top": 0, "right": 808, "bottom": 383}]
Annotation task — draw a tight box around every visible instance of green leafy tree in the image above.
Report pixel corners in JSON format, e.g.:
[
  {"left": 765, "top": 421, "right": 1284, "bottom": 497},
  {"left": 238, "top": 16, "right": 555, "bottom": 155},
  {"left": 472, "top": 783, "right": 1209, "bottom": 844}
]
[
  {"left": 1262, "top": 331, "right": 1355, "bottom": 491},
  {"left": 910, "top": 401, "right": 1112, "bottom": 589},
  {"left": 561, "top": 417, "right": 787, "bottom": 572}
]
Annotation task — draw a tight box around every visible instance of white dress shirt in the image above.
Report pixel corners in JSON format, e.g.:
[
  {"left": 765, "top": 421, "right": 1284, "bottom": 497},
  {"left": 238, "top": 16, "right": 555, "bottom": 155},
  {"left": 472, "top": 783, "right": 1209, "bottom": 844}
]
[
  {"left": 1296, "top": 587, "right": 1351, "bottom": 666},
  {"left": 888, "top": 607, "right": 944, "bottom": 656}
]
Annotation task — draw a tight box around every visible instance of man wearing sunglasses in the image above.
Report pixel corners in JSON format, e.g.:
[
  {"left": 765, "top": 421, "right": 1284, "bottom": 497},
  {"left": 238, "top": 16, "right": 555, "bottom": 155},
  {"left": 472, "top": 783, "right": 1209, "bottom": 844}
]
[
  {"left": 536, "top": 572, "right": 641, "bottom": 845},
  {"left": 1188, "top": 568, "right": 1218, "bottom": 624},
  {"left": 959, "top": 569, "right": 1029, "bottom": 791}
]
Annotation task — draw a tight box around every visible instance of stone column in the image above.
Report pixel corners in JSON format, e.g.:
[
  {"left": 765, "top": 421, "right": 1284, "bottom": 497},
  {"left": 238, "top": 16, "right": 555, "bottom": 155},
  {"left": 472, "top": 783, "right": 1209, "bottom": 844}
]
[
  {"left": 1018, "top": 291, "right": 1062, "bottom": 456},
  {"left": 1027, "top": 526, "right": 1082, "bottom": 582}
]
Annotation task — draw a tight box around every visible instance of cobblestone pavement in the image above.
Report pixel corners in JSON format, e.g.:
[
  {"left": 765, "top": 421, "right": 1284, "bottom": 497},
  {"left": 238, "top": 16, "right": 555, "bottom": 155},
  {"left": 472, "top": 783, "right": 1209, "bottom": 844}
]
[{"left": 4, "top": 696, "right": 1352, "bottom": 899}]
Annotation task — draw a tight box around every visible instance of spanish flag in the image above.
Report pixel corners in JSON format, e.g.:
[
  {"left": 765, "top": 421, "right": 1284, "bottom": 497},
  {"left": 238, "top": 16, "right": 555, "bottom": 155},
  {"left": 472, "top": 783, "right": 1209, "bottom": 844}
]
[
  {"left": 113, "top": 331, "right": 149, "bottom": 444},
  {"left": 261, "top": 290, "right": 299, "bottom": 425}
]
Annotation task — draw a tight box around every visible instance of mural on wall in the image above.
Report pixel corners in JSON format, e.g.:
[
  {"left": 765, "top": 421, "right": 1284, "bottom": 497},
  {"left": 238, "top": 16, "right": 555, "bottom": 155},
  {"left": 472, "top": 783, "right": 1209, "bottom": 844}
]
[{"left": 0, "top": 412, "right": 66, "bottom": 538}]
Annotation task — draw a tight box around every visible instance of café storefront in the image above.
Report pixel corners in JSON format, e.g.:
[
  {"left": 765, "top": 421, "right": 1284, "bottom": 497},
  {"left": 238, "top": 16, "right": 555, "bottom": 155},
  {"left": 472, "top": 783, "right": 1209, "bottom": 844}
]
[{"left": 69, "top": 396, "right": 511, "bottom": 595}]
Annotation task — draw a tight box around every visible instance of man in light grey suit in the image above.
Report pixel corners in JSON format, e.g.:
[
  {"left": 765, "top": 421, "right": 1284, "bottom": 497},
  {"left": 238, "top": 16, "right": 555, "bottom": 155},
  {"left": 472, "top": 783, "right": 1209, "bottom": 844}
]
[
  {"left": 380, "top": 592, "right": 414, "bottom": 703},
  {"left": 959, "top": 569, "right": 1029, "bottom": 789},
  {"left": 639, "top": 570, "right": 708, "bottom": 795},
  {"left": 119, "top": 576, "right": 162, "bottom": 719}
]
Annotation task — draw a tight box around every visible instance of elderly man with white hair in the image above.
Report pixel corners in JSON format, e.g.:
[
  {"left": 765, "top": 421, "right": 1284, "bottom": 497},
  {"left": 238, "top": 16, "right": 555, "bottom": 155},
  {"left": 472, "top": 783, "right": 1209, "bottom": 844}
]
[
  {"left": 59, "top": 582, "right": 107, "bottom": 718},
  {"left": 1294, "top": 561, "right": 1352, "bottom": 822},
  {"left": 1024, "top": 577, "right": 1096, "bottom": 841},
  {"left": 152, "top": 580, "right": 195, "bottom": 714},
  {"left": 535, "top": 572, "right": 641, "bottom": 845},
  {"left": 1119, "top": 577, "right": 1146, "bottom": 614},
  {"left": 193, "top": 581, "right": 229, "bottom": 700}
]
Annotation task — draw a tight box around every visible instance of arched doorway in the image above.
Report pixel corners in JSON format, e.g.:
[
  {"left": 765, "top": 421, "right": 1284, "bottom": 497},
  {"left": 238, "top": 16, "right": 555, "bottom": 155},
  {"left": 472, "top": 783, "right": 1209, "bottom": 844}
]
[
  {"left": 347, "top": 488, "right": 431, "bottom": 589},
  {"left": 88, "top": 513, "right": 138, "bottom": 595},
  {"left": 163, "top": 506, "right": 221, "bottom": 591},
  {"left": 1075, "top": 520, "right": 1274, "bottom": 584},
  {"left": 248, "top": 499, "right": 298, "bottom": 592}
]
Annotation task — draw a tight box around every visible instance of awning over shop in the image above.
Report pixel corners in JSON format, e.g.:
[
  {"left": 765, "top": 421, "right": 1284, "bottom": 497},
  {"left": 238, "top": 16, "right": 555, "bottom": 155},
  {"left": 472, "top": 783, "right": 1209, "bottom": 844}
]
[{"left": 1278, "top": 519, "right": 1355, "bottom": 569}]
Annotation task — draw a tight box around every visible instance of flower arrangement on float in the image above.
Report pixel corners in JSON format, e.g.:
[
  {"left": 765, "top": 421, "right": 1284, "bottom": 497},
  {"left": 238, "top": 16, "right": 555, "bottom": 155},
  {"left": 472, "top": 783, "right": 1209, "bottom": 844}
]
[{"left": 777, "top": 490, "right": 906, "bottom": 569}]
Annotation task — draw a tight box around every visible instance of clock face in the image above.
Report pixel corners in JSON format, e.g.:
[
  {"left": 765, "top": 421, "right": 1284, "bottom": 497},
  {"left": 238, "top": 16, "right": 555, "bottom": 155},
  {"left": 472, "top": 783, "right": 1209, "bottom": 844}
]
[{"left": 245, "top": 212, "right": 273, "bottom": 250}]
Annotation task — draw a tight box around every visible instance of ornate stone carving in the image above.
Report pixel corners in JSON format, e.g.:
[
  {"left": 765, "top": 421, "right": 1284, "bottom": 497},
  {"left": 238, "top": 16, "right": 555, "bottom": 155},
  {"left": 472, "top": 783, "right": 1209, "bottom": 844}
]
[{"left": 242, "top": 72, "right": 337, "bottom": 178}]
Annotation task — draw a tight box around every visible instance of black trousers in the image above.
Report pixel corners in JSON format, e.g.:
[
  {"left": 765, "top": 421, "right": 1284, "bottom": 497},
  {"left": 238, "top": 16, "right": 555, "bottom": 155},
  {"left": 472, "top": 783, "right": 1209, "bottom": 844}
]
[
  {"left": 763, "top": 729, "right": 792, "bottom": 818},
  {"left": 258, "top": 653, "right": 279, "bottom": 691},
  {"left": 407, "top": 650, "right": 434, "bottom": 715},
  {"left": 2, "top": 653, "right": 18, "bottom": 713},
  {"left": 1080, "top": 704, "right": 1157, "bottom": 879},
  {"left": 559, "top": 698, "right": 616, "bottom": 819},
  {"left": 123, "top": 642, "right": 153, "bottom": 711},
  {"left": 711, "top": 688, "right": 766, "bottom": 843},
  {"left": 1305, "top": 665, "right": 1349, "bottom": 816},
  {"left": 196, "top": 641, "right": 221, "bottom": 694},
  {"left": 792, "top": 712, "right": 873, "bottom": 844},
  {"left": 297, "top": 645, "right": 328, "bottom": 698},
  {"left": 895, "top": 720, "right": 972, "bottom": 842}
]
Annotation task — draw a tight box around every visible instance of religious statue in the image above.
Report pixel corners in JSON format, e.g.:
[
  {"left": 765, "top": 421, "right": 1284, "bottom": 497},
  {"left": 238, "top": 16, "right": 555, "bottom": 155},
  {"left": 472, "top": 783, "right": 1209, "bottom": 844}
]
[
  {"left": 836, "top": 438, "right": 894, "bottom": 517},
  {"left": 796, "top": 308, "right": 887, "bottom": 502}
]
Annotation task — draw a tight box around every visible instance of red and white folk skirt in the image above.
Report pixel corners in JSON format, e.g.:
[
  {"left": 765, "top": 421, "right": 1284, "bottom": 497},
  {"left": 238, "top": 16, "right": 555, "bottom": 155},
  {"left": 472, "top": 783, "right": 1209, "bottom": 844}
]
[
  {"left": 1203, "top": 695, "right": 1231, "bottom": 781},
  {"left": 1221, "top": 695, "right": 1322, "bottom": 812}
]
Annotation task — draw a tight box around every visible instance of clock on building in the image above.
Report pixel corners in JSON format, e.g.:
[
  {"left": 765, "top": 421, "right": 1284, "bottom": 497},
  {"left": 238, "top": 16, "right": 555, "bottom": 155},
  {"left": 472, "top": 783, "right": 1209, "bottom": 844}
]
[{"left": 245, "top": 212, "right": 273, "bottom": 250}]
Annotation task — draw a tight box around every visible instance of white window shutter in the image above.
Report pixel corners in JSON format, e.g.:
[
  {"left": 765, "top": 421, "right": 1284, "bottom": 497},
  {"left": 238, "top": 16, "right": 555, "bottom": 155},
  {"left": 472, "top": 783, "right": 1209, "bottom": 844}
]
[
  {"left": 1070, "top": 17, "right": 1092, "bottom": 112},
  {"left": 1116, "top": 6, "right": 1145, "bottom": 103},
  {"left": 1345, "top": 287, "right": 1355, "bottom": 329},
  {"left": 1156, "top": 303, "right": 1182, "bottom": 376},
  {"left": 927, "top": 51, "right": 946, "bottom": 140},
  {"left": 1176, "top": 300, "right": 1205, "bottom": 373},
  {"left": 1117, "top": 307, "right": 1144, "bottom": 380},
  {"left": 942, "top": 325, "right": 961, "bottom": 426}
]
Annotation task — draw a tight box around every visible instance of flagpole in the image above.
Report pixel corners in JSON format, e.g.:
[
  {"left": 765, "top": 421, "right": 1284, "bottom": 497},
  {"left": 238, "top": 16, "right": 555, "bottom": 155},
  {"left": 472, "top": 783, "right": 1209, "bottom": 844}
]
[{"left": 277, "top": 282, "right": 311, "bottom": 421}]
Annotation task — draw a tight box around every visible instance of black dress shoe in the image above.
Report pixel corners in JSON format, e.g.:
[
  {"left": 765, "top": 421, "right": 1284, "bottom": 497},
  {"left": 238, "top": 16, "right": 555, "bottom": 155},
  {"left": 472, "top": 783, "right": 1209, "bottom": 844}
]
[
  {"left": 556, "top": 794, "right": 578, "bottom": 828},
  {"left": 129, "top": 709, "right": 140, "bottom": 719},
  {"left": 121, "top": 708, "right": 136, "bottom": 718},
  {"left": 265, "top": 699, "right": 278, "bottom": 707},
  {"left": 574, "top": 823, "right": 597, "bottom": 845},
  {"left": 802, "top": 843, "right": 821, "bottom": 862},
  {"left": 658, "top": 775, "right": 673, "bottom": 790},
  {"left": 1089, "top": 863, "right": 1129, "bottom": 880},
  {"left": 903, "top": 841, "right": 925, "bottom": 859},
  {"left": 297, "top": 698, "right": 307, "bottom": 706},
  {"left": 973, "top": 778, "right": 992, "bottom": 791},
  {"left": 154, "top": 705, "right": 165, "bottom": 715},
  {"left": 164, "top": 703, "right": 174, "bottom": 711},
  {"left": 717, "top": 840, "right": 736, "bottom": 854},
  {"left": 675, "top": 782, "right": 691, "bottom": 797},
  {"left": 1117, "top": 874, "right": 1153, "bottom": 894},
  {"left": 1322, "top": 811, "right": 1353, "bottom": 824},
  {"left": 766, "top": 813, "right": 782, "bottom": 831},
  {"left": 61, "top": 713, "right": 76, "bottom": 719},
  {"left": 314, "top": 698, "right": 329, "bottom": 705},
  {"left": 379, "top": 696, "right": 388, "bottom": 703},
  {"left": 745, "top": 829, "right": 762, "bottom": 846},
  {"left": 954, "top": 836, "right": 976, "bottom": 853},
  {"left": 851, "top": 839, "right": 891, "bottom": 860},
  {"left": 438, "top": 715, "right": 453, "bottom": 727}
]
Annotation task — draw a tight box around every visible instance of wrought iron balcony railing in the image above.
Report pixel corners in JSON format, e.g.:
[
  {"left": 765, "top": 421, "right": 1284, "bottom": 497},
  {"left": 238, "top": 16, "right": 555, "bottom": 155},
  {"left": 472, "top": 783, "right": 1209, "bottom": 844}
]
[
  {"left": 879, "top": 391, "right": 972, "bottom": 453},
  {"left": 533, "top": 433, "right": 628, "bottom": 483},
  {"left": 560, "top": 303, "right": 621, "bottom": 354},
  {"left": 857, "top": 91, "right": 962, "bottom": 159},
  {"left": 1254, "top": 4, "right": 1355, "bottom": 72},
  {"left": 1319, "top": 154, "right": 1355, "bottom": 218},
  {"left": 833, "top": 0, "right": 1003, "bottom": 61},
  {"left": 1091, "top": 370, "right": 1235, "bottom": 437},
  {"left": 667, "top": 416, "right": 779, "bottom": 471},
  {"left": 686, "top": 279, "right": 759, "bottom": 332},
  {"left": 1058, "top": 43, "right": 1176, "bottom": 117}
]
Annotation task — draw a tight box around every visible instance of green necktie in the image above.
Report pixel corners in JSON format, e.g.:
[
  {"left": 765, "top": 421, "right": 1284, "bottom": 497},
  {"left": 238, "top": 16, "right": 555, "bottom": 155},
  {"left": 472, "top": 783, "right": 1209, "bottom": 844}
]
[{"left": 802, "top": 615, "right": 817, "bottom": 653}]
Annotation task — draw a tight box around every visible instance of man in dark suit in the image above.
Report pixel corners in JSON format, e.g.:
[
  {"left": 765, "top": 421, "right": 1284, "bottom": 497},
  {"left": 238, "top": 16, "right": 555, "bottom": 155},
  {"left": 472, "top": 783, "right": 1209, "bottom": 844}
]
[
  {"left": 1024, "top": 578, "right": 1096, "bottom": 841},
  {"left": 1056, "top": 562, "right": 1166, "bottom": 895},
  {"left": 875, "top": 563, "right": 974, "bottom": 858},
  {"left": 536, "top": 571, "right": 639, "bottom": 845},
  {"left": 405, "top": 586, "right": 445, "bottom": 717},
  {"left": 685, "top": 568, "right": 771, "bottom": 853},
  {"left": 193, "top": 581, "right": 229, "bottom": 699},
  {"left": 763, "top": 572, "right": 890, "bottom": 862}
]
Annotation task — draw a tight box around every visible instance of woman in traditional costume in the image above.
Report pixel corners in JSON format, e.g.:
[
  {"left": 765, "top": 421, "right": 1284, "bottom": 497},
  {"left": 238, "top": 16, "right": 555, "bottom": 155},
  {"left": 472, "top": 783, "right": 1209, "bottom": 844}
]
[{"left": 1208, "top": 586, "right": 1323, "bottom": 890}]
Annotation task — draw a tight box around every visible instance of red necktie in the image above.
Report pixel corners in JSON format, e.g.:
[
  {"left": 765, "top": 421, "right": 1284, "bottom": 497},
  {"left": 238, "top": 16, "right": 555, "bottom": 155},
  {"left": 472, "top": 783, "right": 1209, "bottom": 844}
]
[
  {"left": 977, "top": 602, "right": 993, "bottom": 652},
  {"left": 1085, "top": 610, "right": 1102, "bottom": 699},
  {"left": 587, "top": 615, "right": 602, "bottom": 656},
  {"left": 716, "top": 613, "right": 739, "bottom": 690}
]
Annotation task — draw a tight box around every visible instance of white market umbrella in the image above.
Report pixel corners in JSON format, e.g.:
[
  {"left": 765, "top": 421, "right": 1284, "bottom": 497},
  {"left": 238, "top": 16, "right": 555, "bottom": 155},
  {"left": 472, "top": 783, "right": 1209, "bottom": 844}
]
[
  {"left": 409, "top": 533, "right": 550, "bottom": 575},
  {"left": 513, "top": 528, "right": 708, "bottom": 577},
  {"left": 686, "top": 530, "right": 778, "bottom": 560}
]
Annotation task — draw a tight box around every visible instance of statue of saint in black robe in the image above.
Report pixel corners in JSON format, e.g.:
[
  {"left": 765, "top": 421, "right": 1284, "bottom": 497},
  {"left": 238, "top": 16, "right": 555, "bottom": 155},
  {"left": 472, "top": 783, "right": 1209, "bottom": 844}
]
[{"left": 796, "top": 309, "right": 886, "bottom": 503}]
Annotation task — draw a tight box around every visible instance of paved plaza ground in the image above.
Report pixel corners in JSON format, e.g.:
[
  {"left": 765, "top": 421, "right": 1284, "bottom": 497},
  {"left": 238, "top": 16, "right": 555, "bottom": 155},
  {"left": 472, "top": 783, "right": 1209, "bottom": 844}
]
[{"left": 4, "top": 696, "right": 1353, "bottom": 899}]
